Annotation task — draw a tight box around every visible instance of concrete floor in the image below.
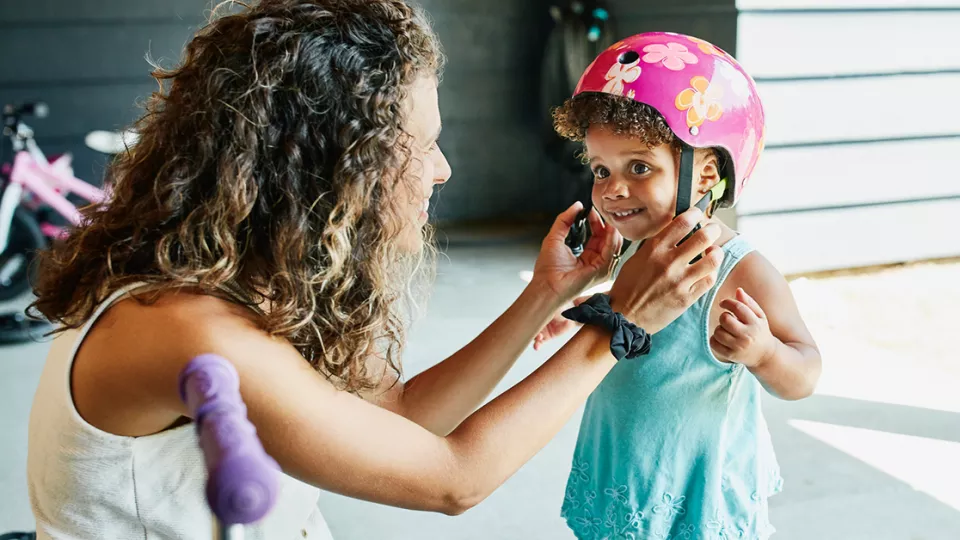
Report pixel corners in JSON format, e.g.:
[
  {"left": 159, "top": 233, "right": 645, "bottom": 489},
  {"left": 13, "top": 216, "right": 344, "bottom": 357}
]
[{"left": 2, "top": 243, "right": 959, "bottom": 539}]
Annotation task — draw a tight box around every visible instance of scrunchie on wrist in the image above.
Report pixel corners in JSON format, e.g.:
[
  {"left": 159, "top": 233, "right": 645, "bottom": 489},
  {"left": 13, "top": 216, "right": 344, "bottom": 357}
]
[{"left": 561, "top": 293, "right": 652, "bottom": 361}]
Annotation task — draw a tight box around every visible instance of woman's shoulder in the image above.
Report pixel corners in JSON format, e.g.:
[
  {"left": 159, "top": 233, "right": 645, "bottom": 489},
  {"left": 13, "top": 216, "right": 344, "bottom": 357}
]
[{"left": 71, "top": 287, "right": 283, "bottom": 437}]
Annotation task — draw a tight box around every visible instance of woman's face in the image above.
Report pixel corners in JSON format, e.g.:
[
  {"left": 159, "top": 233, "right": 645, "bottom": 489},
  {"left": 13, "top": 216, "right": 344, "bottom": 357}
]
[{"left": 399, "top": 76, "right": 451, "bottom": 250}]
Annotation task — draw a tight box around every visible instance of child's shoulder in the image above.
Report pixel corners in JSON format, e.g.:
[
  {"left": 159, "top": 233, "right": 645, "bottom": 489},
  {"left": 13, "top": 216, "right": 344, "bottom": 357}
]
[
  {"left": 720, "top": 230, "right": 784, "bottom": 291},
  {"left": 715, "top": 230, "right": 795, "bottom": 317}
]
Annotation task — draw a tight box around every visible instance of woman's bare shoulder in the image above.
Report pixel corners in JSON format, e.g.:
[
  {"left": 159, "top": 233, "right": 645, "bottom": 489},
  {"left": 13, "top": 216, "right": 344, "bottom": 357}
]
[{"left": 71, "top": 287, "right": 295, "bottom": 436}]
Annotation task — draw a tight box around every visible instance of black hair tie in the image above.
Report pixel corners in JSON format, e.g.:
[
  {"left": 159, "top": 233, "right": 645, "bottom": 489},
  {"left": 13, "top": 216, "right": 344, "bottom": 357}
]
[{"left": 561, "top": 293, "right": 652, "bottom": 361}]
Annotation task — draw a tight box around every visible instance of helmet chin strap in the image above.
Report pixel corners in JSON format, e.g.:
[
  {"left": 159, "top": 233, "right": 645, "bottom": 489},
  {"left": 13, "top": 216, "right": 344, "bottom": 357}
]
[{"left": 676, "top": 141, "right": 728, "bottom": 262}]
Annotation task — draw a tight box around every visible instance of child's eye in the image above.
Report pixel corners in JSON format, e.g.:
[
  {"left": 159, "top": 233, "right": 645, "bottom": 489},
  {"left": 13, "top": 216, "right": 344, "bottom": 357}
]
[
  {"left": 631, "top": 162, "right": 650, "bottom": 175},
  {"left": 593, "top": 166, "right": 610, "bottom": 180}
]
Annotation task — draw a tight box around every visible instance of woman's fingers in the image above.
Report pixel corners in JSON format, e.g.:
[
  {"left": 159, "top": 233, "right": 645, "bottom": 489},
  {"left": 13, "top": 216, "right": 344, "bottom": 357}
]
[
  {"left": 546, "top": 201, "right": 584, "bottom": 242},
  {"left": 685, "top": 246, "right": 723, "bottom": 294},
  {"left": 658, "top": 206, "right": 708, "bottom": 248}
]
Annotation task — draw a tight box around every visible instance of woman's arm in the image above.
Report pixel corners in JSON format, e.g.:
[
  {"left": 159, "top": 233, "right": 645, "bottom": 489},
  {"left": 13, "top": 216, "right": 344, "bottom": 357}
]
[
  {"left": 373, "top": 280, "right": 565, "bottom": 435},
  {"left": 72, "top": 208, "right": 723, "bottom": 515},
  {"left": 367, "top": 204, "right": 619, "bottom": 435}
]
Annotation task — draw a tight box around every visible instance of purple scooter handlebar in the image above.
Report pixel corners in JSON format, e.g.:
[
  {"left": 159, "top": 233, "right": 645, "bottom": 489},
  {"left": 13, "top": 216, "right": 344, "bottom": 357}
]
[{"left": 178, "top": 354, "right": 279, "bottom": 527}]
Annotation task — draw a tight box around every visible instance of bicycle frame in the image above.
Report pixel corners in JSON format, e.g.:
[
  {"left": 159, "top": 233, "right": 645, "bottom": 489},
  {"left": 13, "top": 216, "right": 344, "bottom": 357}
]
[{"left": 0, "top": 126, "right": 106, "bottom": 253}]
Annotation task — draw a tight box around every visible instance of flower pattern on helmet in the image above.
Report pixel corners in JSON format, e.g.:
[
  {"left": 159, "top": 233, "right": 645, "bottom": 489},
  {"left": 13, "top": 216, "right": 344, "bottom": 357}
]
[
  {"left": 602, "top": 58, "right": 642, "bottom": 95},
  {"left": 675, "top": 76, "right": 724, "bottom": 129},
  {"left": 688, "top": 36, "right": 721, "bottom": 56},
  {"left": 642, "top": 42, "right": 698, "bottom": 71}
]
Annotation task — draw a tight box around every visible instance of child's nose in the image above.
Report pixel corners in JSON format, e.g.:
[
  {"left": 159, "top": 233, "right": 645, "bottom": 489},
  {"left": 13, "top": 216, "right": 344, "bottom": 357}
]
[{"left": 602, "top": 177, "right": 629, "bottom": 200}]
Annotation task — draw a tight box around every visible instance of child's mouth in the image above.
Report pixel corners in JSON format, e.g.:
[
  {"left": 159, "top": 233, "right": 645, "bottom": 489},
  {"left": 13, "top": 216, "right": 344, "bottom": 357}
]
[{"left": 608, "top": 208, "right": 645, "bottom": 222}]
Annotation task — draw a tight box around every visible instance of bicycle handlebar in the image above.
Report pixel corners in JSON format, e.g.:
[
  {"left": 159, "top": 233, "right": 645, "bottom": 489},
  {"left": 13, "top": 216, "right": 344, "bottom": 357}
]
[
  {"left": 3, "top": 102, "right": 47, "bottom": 122},
  {"left": 178, "top": 354, "right": 280, "bottom": 527}
]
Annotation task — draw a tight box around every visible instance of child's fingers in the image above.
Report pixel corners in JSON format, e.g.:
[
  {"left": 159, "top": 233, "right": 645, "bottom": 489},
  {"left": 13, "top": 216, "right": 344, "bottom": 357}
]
[
  {"left": 713, "top": 326, "right": 740, "bottom": 349},
  {"left": 719, "top": 299, "right": 758, "bottom": 326},
  {"left": 710, "top": 335, "right": 735, "bottom": 360},
  {"left": 719, "top": 311, "right": 747, "bottom": 335},
  {"left": 736, "top": 288, "right": 765, "bottom": 319}
]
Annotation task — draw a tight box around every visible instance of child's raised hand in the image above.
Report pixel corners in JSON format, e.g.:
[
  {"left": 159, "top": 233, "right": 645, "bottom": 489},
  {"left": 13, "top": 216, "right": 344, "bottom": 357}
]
[
  {"left": 533, "top": 295, "right": 589, "bottom": 350},
  {"left": 710, "top": 288, "right": 777, "bottom": 368}
]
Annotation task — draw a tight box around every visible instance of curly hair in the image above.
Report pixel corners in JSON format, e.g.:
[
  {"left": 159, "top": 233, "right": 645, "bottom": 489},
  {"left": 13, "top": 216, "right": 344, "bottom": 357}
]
[
  {"left": 30, "top": 0, "right": 444, "bottom": 393},
  {"left": 553, "top": 93, "right": 677, "bottom": 149}
]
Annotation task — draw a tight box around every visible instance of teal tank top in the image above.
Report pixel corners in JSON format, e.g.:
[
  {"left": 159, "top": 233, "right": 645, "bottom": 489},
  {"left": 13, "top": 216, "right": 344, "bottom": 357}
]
[{"left": 561, "top": 235, "right": 783, "bottom": 540}]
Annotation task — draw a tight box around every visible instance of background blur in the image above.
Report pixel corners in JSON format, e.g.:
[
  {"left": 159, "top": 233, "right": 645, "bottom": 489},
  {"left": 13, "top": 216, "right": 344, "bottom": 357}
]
[{"left": 1, "top": 0, "right": 958, "bottom": 539}]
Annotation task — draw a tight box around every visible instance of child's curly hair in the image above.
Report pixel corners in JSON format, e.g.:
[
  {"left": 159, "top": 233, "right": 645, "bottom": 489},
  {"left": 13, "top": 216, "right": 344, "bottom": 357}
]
[{"left": 553, "top": 92, "right": 678, "bottom": 151}]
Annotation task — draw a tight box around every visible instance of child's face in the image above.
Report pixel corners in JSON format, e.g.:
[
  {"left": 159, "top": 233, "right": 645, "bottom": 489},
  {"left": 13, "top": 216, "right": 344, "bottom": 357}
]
[
  {"left": 585, "top": 124, "right": 679, "bottom": 242},
  {"left": 584, "top": 124, "right": 717, "bottom": 242}
]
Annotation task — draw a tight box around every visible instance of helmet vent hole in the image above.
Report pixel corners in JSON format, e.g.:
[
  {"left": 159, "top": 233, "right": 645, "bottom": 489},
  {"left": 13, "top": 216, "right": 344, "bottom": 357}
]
[{"left": 618, "top": 51, "right": 640, "bottom": 65}]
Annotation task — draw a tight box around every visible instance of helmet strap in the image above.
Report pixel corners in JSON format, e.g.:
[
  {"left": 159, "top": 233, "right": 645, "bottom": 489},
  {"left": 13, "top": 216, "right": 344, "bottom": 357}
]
[{"left": 675, "top": 141, "right": 696, "bottom": 217}]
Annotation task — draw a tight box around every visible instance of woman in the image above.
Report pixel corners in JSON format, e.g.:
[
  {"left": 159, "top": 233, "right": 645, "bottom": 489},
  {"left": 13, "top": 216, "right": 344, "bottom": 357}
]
[{"left": 25, "top": 1, "right": 724, "bottom": 538}]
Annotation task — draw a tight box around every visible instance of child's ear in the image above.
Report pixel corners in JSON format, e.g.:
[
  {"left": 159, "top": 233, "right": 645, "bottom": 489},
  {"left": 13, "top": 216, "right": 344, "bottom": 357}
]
[{"left": 695, "top": 150, "right": 721, "bottom": 197}]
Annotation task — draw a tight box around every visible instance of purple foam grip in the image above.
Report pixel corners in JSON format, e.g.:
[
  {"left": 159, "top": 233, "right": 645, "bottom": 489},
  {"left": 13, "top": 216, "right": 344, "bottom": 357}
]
[{"left": 178, "top": 354, "right": 280, "bottom": 526}]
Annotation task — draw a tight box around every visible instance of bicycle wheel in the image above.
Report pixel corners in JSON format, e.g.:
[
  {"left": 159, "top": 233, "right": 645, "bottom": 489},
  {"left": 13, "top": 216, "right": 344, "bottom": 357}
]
[
  {"left": 0, "top": 311, "right": 51, "bottom": 345},
  {"left": 0, "top": 208, "right": 45, "bottom": 302}
]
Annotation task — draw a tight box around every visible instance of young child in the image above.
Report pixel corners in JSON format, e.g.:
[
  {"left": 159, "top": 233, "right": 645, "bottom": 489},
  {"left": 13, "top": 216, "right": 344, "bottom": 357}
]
[{"left": 537, "top": 33, "right": 822, "bottom": 539}]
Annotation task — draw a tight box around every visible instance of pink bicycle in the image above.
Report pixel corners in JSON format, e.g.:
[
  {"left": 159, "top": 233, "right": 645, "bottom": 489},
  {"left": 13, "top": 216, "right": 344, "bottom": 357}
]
[{"left": 0, "top": 102, "right": 108, "bottom": 301}]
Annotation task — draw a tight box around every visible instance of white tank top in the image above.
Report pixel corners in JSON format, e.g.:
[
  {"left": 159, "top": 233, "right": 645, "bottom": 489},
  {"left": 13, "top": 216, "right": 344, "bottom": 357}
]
[{"left": 26, "top": 283, "right": 334, "bottom": 540}]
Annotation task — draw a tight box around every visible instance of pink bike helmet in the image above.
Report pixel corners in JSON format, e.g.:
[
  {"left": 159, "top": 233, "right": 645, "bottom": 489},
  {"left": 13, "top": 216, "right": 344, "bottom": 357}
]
[{"left": 573, "top": 32, "right": 765, "bottom": 211}]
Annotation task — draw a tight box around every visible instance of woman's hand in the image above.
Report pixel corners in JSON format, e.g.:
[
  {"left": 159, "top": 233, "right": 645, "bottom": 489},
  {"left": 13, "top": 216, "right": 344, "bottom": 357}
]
[
  {"left": 531, "top": 202, "right": 622, "bottom": 303},
  {"left": 610, "top": 208, "right": 723, "bottom": 334}
]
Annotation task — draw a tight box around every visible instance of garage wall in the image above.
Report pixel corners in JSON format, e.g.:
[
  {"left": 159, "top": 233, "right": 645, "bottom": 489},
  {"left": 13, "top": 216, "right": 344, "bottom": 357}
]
[
  {"left": 0, "top": 0, "right": 556, "bottom": 224},
  {"left": 0, "top": 0, "right": 206, "bottom": 183},
  {"left": 735, "top": 0, "right": 960, "bottom": 274}
]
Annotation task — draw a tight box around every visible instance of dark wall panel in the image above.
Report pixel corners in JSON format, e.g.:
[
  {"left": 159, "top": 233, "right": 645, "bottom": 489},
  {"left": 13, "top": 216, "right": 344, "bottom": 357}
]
[{"left": 0, "top": 0, "right": 737, "bottom": 225}]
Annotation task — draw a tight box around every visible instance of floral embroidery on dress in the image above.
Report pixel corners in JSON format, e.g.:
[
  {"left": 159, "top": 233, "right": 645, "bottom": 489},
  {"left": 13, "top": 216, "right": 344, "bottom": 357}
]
[
  {"left": 571, "top": 458, "right": 591, "bottom": 484},
  {"left": 565, "top": 485, "right": 582, "bottom": 511},
  {"left": 604, "top": 485, "right": 629, "bottom": 505},
  {"left": 707, "top": 510, "right": 735, "bottom": 539},
  {"left": 653, "top": 492, "right": 687, "bottom": 519},
  {"left": 575, "top": 510, "right": 603, "bottom": 537}
]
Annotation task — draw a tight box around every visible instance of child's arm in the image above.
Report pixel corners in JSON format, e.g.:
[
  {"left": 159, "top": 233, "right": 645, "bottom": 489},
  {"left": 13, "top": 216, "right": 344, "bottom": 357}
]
[{"left": 710, "top": 252, "right": 821, "bottom": 400}]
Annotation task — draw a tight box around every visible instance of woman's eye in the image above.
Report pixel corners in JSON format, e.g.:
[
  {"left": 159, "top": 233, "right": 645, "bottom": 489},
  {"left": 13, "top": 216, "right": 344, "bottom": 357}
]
[
  {"left": 593, "top": 166, "right": 610, "bottom": 179},
  {"left": 631, "top": 163, "right": 650, "bottom": 175}
]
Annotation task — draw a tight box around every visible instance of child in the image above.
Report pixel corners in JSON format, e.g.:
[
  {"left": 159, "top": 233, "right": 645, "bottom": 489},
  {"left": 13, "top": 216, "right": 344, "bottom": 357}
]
[{"left": 537, "top": 33, "right": 822, "bottom": 539}]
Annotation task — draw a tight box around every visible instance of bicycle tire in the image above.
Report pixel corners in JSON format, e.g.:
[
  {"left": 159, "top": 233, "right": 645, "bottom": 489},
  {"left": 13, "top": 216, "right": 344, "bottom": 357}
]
[
  {"left": 0, "top": 532, "right": 36, "bottom": 540},
  {"left": 0, "top": 208, "right": 45, "bottom": 302},
  {"left": 0, "top": 311, "right": 51, "bottom": 346}
]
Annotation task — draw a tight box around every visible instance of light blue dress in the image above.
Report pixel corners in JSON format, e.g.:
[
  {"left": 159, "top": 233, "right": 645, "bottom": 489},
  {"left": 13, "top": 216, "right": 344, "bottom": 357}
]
[{"left": 561, "top": 236, "right": 783, "bottom": 540}]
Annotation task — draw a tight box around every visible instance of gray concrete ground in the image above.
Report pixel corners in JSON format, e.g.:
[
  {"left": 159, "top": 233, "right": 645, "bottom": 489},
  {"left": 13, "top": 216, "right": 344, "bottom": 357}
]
[{"left": 1, "top": 242, "right": 958, "bottom": 539}]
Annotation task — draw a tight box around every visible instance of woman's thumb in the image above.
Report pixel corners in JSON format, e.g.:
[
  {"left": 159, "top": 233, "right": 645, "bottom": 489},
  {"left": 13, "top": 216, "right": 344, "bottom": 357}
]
[{"left": 548, "top": 201, "right": 584, "bottom": 239}]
